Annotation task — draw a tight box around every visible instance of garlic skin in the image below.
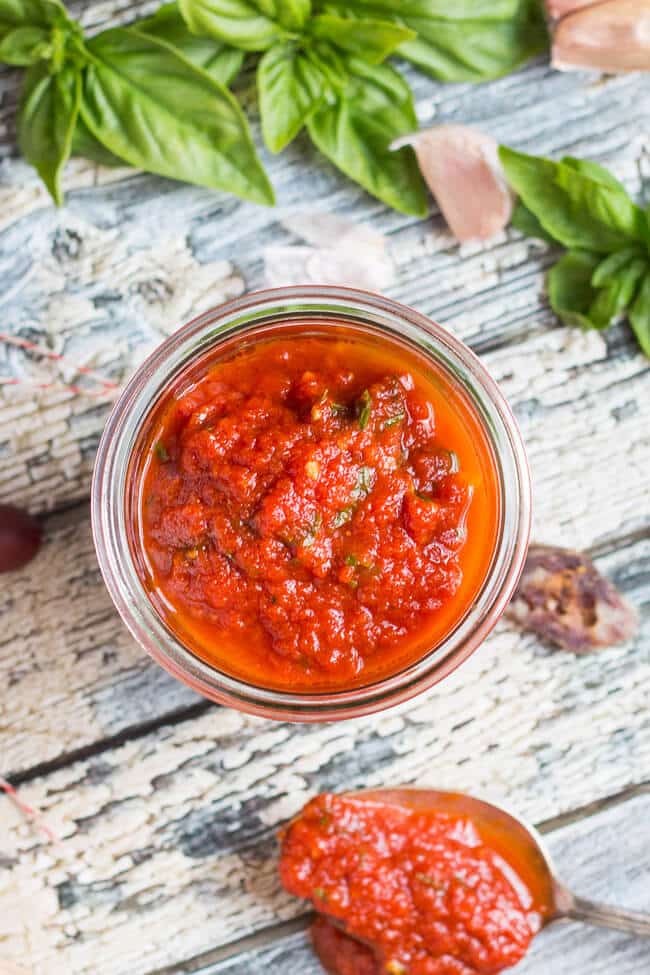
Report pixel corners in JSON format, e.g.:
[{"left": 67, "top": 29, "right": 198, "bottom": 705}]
[
  {"left": 545, "top": 0, "right": 606, "bottom": 20},
  {"left": 263, "top": 212, "right": 395, "bottom": 290},
  {"left": 552, "top": 0, "right": 650, "bottom": 72},
  {"left": 406, "top": 125, "right": 513, "bottom": 243}
]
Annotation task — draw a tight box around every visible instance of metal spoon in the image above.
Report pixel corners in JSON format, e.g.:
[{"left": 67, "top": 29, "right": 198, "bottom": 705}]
[{"left": 347, "top": 788, "right": 650, "bottom": 939}]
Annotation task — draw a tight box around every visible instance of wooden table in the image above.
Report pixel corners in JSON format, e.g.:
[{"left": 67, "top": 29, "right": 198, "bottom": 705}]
[{"left": 1, "top": 3, "right": 649, "bottom": 973}]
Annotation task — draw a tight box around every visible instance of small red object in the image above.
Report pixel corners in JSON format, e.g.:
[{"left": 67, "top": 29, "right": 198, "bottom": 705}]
[
  {"left": 0, "top": 505, "right": 42, "bottom": 573},
  {"left": 311, "top": 916, "right": 378, "bottom": 975}
]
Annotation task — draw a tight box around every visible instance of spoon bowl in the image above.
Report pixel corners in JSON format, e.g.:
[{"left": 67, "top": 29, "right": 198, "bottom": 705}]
[{"left": 344, "top": 787, "right": 650, "bottom": 938}]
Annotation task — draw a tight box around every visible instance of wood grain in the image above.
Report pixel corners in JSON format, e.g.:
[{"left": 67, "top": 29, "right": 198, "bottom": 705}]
[
  {"left": 2, "top": 321, "right": 649, "bottom": 774},
  {"left": 2, "top": 6, "right": 650, "bottom": 975},
  {"left": 1, "top": 40, "right": 648, "bottom": 513},
  {"left": 191, "top": 790, "right": 650, "bottom": 975},
  {"left": 0, "top": 531, "right": 647, "bottom": 975}
]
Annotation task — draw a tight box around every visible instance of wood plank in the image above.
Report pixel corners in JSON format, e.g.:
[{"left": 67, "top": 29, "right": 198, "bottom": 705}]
[
  {"left": 192, "top": 790, "right": 650, "bottom": 975},
  {"left": 2, "top": 322, "right": 649, "bottom": 774},
  {"left": 1, "top": 37, "right": 648, "bottom": 512},
  {"left": 0, "top": 532, "right": 647, "bottom": 975}
]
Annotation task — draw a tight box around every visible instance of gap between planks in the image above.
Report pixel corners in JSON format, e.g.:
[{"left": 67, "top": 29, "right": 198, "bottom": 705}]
[{"left": 7, "top": 519, "right": 649, "bottom": 787}]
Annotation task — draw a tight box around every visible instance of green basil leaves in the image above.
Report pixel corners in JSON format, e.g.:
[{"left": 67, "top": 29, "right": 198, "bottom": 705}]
[
  {"left": 630, "top": 274, "right": 650, "bottom": 357},
  {"left": 178, "top": 0, "right": 289, "bottom": 51},
  {"left": 501, "top": 145, "right": 650, "bottom": 357},
  {"left": 0, "top": 25, "right": 50, "bottom": 65},
  {"left": 18, "top": 60, "right": 81, "bottom": 204},
  {"left": 258, "top": 41, "right": 330, "bottom": 152},
  {"left": 9, "top": 1, "right": 271, "bottom": 206},
  {"left": 82, "top": 28, "right": 274, "bottom": 205},
  {"left": 319, "top": 0, "right": 547, "bottom": 83},
  {"left": 136, "top": 3, "right": 245, "bottom": 85},
  {"left": 547, "top": 251, "right": 600, "bottom": 331},
  {"left": 309, "top": 14, "right": 414, "bottom": 64},
  {"left": 0, "top": 0, "right": 79, "bottom": 65},
  {"left": 307, "top": 59, "right": 427, "bottom": 217},
  {"left": 3, "top": 0, "right": 552, "bottom": 216}
]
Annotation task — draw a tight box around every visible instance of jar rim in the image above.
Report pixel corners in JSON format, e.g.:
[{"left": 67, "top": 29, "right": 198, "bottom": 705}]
[{"left": 91, "top": 286, "right": 531, "bottom": 722}]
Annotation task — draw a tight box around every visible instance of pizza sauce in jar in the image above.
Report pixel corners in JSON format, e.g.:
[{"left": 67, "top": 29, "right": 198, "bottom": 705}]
[{"left": 129, "top": 328, "right": 499, "bottom": 691}]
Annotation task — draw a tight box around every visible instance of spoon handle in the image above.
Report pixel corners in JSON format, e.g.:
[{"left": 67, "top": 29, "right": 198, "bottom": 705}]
[{"left": 564, "top": 894, "right": 650, "bottom": 938}]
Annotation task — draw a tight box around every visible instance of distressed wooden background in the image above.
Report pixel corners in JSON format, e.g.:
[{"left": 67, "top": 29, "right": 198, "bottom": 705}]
[{"left": 1, "top": 2, "right": 649, "bottom": 973}]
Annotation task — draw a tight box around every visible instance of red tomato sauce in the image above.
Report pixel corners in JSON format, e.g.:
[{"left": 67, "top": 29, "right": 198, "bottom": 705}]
[
  {"left": 131, "top": 328, "right": 499, "bottom": 690},
  {"left": 311, "top": 915, "right": 379, "bottom": 975},
  {"left": 280, "top": 794, "right": 546, "bottom": 975}
]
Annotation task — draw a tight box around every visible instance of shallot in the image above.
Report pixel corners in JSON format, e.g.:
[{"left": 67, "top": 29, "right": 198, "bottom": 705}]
[{"left": 507, "top": 544, "right": 639, "bottom": 653}]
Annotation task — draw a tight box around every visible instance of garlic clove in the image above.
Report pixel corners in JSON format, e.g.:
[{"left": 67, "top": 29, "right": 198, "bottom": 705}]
[
  {"left": 552, "top": 0, "right": 650, "bottom": 72},
  {"left": 545, "top": 0, "right": 607, "bottom": 20},
  {"left": 406, "top": 125, "right": 513, "bottom": 242}
]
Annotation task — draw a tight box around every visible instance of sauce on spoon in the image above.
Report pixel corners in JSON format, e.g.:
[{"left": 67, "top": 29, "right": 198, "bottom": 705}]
[{"left": 280, "top": 792, "right": 553, "bottom": 975}]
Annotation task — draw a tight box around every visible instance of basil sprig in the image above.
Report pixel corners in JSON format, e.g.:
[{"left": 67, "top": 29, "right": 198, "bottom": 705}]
[
  {"left": 317, "top": 0, "right": 548, "bottom": 83},
  {"left": 18, "top": 60, "right": 80, "bottom": 204},
  {"left": 82, "top": 27, "right": 273, "bottom": 206},
  {"left": 307, "top": 58, "right": 427, "bottom": 217},
  {"left": 181, "top": 0, "right": 426, "bottom": 214},
  {"left": 500, "top": 146, "right": 650, "bottom": 357},
  {"left": 3, "top": 0, "right": 549, "bottom": 213},
  {"left": 0, "top": 0, "right": 74, "bottom": 66},
  {"left": 4, "top": 0, "right": 272, "bottom": 205}
]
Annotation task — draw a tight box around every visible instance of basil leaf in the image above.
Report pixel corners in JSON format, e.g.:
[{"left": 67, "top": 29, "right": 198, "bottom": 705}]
[
  {"left": 560, "top": 156, "right": 628, "bottom": 195},
  {"left": 81, "top": 27, "right": 274, "bottom": 205},
  {"left": 258, "top": 41, "right": 327, "bottom": 152},
  {"left": 547, "top": 250, "right": 600, "bottom": 330},
  {"left": 178, "top": 0, "right": 287, "bottom": 51},
  {"left": 307, "top": 58, "right": 427, "bottom": 217},
  {"left": 629, "top": 273, "right": 650, "bottom": 358},
  {"left": 398, "top": 0, "right": 548, "bottom": 83},
  {"left": 0, "top": 25, "right": 49, "bottom": 64},
  {"left": 0, "top": 0, "right": 73, "bottom": 64},
  {"left": 554, "top": 161, "right": 646, "bottom": 245},
  {"left": 136, "top": 2, "right": 244, "bottom": 85},
  {"left": 499, "top": 146, "right": 642, "bottom": 253},
  {"left": 322, "top": 0, "right": 547, "bottom": 82},
  {"left": 0, "top": 0, "right": 66, "bottom": 30},
  {"left": 511, "top": 201, "right": 554, "bottom": 243},
  {"left": 18, "top": 60, "right": 81, "bottom": 205},
  {"left": 592, "top": 247, "right": 643, "bottom": 288},
  {"left": 588, "top": 285, "right": 621, "bottom": 330},
  {"left": 270, "top": 0, "right": 311, "bottom": 31},
  {"left": 309, "top": 13, "right": 415, "bottom": 64},
  {"left": 587, "top": 260, "right": 645, "bottom": 328},
  {"left": 321, "top": 1, "right": 522, "bottom": 16},
  {"left": 611, "top": 258, "right": 647, "bottom": 311},
  {"left": 71, "top": 115, "right": 126, "bottom": 167},
  {"left": 306, "top": 38, "right": 348, "bottom": 87}
]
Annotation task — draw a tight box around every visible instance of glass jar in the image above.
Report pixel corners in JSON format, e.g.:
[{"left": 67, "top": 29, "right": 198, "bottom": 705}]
[{"left": 92, "top": 287, "right": 531, "bottom": 722}]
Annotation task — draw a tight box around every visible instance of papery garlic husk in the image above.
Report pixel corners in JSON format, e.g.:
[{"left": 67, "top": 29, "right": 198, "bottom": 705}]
[
  {"left": 552, "top": 0, "right": 650, "bottom": 72},
  {"left": 545, "top": 0, "right": 606, "bottom": 20},
  {"left": 400, "top": 125, "right": 513, "bottom": 242},
  {"left": 263, "top": 212, "right": 395, "bottom": 290}
]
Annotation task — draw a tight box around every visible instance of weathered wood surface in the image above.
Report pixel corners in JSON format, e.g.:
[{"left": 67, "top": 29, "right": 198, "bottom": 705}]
[
  {"left": 1, "top": 532, "right": 648, "bottom": 975},
  {"left": 2, "top": 322, "right": 649, "bottom": 775},
  {"left": 1, "top": 39, "right": 648, "bottom": 512},
  {"left": 2, "top": 5, "right": 650, "bottom": 975}
]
